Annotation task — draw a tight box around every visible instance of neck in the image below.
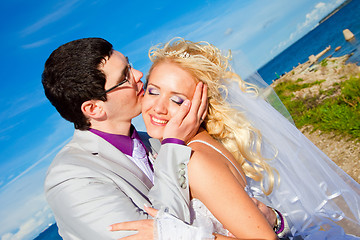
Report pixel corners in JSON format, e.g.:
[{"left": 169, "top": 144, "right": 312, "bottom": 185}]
[
  {"left": 183, "top": 127, "right": 206, "bottom": 144},
  {"left": 90, "top": 121, "right": 132, "bottom": 136}
]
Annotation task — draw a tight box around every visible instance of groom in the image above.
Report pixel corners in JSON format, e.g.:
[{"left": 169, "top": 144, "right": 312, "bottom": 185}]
[
  {"left": 42, "top": 37, "right": 210, "bottom": 239},
  {"left": 42, "top": 37, "right": 283, "bottom": 239}
]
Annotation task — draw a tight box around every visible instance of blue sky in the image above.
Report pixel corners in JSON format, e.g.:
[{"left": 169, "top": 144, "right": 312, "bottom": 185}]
[{"left": 0, "top": 0, "right": 345, "bottom": 239}]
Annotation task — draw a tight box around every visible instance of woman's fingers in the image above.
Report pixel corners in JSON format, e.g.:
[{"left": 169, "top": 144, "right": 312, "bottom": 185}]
[
  {"left": 108, "top": 219, "right": 155, "bottom": 240},
  {"left": 109, "top": 220, "right": 150, "bottom": 231},
  {"left": 188, "top": 82, "right": 204, "bottom": 122},
  {"left": 144, "top": 205, "right": 159, "bottom": 217},
  {"left": 198, "top": 83, "right": 208, "bottom": 122}
]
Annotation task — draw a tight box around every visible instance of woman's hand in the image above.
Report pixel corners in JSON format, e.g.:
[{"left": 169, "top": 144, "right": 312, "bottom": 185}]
[
  {"left": 251, "top": 198, "right": 276, "bottom": 228},
  {"left": 108, "top": 206, "right": 159, "bottom": 240},
  {"left": 163, "top": 82, "right": 208, "bottom": 142}
]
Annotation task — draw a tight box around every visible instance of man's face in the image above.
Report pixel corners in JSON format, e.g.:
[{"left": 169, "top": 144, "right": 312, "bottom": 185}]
[{"left": 99, "top": 50, "right": 145, "bottom": 126}]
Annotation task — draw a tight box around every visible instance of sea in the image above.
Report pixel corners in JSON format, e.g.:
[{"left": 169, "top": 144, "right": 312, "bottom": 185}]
[
  {"left": 258, "top": 0, "right": 360, "bottom": 84},
  {"left": 33, "top": 0, "right": 360, "bottom": 239}
]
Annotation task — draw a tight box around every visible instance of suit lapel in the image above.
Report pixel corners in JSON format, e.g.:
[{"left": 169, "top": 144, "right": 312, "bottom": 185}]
[
  {"left": 73, "top": 130, "right": 154, "bottom": 191},
  {"left": 138, "top": 131, "right": 161, "bottom": 162}
]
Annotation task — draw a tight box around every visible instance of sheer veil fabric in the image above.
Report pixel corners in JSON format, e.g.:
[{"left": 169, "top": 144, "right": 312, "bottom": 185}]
[{"left": 224, "top": 54, "right": 360, "bottom": 239}]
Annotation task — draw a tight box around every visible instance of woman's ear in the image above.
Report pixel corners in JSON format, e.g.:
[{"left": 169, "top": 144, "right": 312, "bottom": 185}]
[{"left": 81, "top": 100, "right": 105, "bottom": 120}]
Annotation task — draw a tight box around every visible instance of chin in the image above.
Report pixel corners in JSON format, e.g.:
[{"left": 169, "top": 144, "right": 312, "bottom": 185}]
[{"left": 145, "top": 125, "right": 164, "bottom": 140}]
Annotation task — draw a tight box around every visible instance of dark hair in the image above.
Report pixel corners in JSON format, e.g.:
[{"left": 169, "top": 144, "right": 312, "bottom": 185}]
[{"left": 42, "top": 38, "right": 113, "bottom": 130}]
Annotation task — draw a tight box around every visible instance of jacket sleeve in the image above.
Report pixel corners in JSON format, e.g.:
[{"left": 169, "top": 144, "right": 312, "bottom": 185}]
[
  {"left": 45, "top": 142, "right": 192, "bottom": 240},
  {"left": 45, "top": 155, "right": 151, "bottom": 240},
  {"left": 148, "top": 143, "right": 192, "bottom": 223}
]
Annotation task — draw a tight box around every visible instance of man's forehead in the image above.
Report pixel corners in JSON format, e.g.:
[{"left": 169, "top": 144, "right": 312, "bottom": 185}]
[
  {"left": 99, "top": 50, "right": 127, "bottom": 69},
  {"left": 112, "top": 50, "right": 125, "bottom": 58}
]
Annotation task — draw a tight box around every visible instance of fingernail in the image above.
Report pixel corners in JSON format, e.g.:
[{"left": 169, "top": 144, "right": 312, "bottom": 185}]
[
  {"left": 106, "top": 225, "right": 112, "bottom": 231},
  {"left": 183, "top": 100, "right": 190, "bottom": 106}
]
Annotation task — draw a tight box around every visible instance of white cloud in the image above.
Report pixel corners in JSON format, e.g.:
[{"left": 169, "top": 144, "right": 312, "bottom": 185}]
[
  {"left": 0, "top": 116, "right": 71, "bottom": 238},
  {"left": 21, "top": 21, "right": 83, "bottom": 49},
  {"left": 1, "top": 206, "right": 53, "bottom": 240},
  {"left": 271, "top": 0, "right": 341, "bottom": 56},
  {"left": 0, "top": 161, "right": 58, "bottom": 239},
  {"left": 0, "top": 89, "right": 50, "bottom": 155},
  {"left": 2, "top": 219, "right": 39, "bottom": 240},
  {"left": 301, "top": 2, "right": 327, "bottom": 29},
  {"left": 0, "top": 115, "right": 72, "bottom": 190},
  {"left": 119, "top": 2, "right": 252, "bottom": 70},
  {"left": 0, "top": 122, "right": 22, "bottom": 141},
  {"left": 20, "top": 0, "right": 81, "bottom": 36},
  {"left": 120, "top": 0, "right": 300, "bottom": 71},
  {"left": 22, "top": 38, "right": 52, "bottom": 49},
  {"left": 1, "top": 138, "right": 68, "bottom": 190},
  {"left": 0, "top": 89, "right": 47, "bottom": 122}
]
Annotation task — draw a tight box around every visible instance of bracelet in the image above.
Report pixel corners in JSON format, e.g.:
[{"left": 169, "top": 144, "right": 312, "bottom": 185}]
[
  {"left": 161, "top": 138, "right": 185, "bottom": 145},
  {"left": 271, "top": 208, "right": 284, "bottom": 234}
]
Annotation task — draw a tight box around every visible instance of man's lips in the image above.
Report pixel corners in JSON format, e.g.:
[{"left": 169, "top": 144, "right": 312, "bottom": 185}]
[{"left": 137, "top": 87, "right": 145, "bottom": 96}]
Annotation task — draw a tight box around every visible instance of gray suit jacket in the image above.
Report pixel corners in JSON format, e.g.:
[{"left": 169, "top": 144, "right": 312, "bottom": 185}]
[{"left": 44, "top": 130, "right": 191, "bottom": 240}]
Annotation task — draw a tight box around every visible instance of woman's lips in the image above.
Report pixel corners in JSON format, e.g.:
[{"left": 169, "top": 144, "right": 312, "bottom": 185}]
[{"left": 150, "top": 115, "right": 168, "bottom": 126}]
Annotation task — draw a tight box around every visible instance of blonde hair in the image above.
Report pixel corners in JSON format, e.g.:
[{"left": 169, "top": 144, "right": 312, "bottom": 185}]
[{"left": 148, "top": 38, "right": 276, "bottom": 195}]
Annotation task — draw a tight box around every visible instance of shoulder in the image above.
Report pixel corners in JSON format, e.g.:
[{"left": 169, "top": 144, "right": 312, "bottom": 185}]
[
  {"left": 187, "top": 131, "right": 247, "bottom": 188},
  {"left": 187, "top": 138, "right": 229, "bottom": 178},
  {"left": 45, "top": 139, "right": 103, "bottom": 188},
  {"left": 187, "top": 132, "right": 229, "bottom": 167}
]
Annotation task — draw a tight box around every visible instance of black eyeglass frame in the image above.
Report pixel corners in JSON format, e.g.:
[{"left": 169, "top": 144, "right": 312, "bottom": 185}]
[{"left": 104, "top": 57, "right": 132, "bottom": 94}]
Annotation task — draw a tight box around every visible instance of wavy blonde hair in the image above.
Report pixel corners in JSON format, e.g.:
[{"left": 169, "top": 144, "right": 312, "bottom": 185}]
[{"left": 148, "top": 38, "right": 276, "bottom": 195}]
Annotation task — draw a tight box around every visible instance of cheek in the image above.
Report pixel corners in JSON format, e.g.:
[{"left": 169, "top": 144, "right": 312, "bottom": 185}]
[
  {"left": 167, "top": 104, "right": 181, "bottom": 119},
  {"left": 142, "top": 95, "right": 153, "bottom": 114}
]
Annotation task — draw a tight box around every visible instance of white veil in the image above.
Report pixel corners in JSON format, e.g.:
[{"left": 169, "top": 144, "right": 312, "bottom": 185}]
[{"left": 224, "top": 51, "right": 360, "bottom": 239}]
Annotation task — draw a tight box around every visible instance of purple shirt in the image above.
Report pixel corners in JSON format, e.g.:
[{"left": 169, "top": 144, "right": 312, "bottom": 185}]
[{"left": 89, "top": 126, "right": 146, "bottom": 157}]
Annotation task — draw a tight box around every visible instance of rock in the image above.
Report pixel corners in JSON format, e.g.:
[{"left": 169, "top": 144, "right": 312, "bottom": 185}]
[
  {"left": 343, "top": 29, "right": 355, "bottom": 41},
  {"left": 271, "top": 52, "right": 360, "bottom": 184}
]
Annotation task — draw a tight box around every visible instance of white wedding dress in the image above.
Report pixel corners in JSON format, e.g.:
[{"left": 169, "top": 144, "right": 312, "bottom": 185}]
[
  {"left": 223, "top": 75, "right": 360, "bottom": 239},
  {"left": 190, "top": 198, "right": 230, "bottom": 237}
]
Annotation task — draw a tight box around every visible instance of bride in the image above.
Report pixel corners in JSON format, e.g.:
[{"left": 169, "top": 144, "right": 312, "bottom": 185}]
[{"left": 113, "top": 38, "right": 360, "bottom": 239}]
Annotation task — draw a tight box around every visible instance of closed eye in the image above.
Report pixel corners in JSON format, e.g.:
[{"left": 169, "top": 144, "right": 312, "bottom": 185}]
[
  {"left": 148, "top": 87, "right": 160, "bottom": 95},
  {"left": 170, "top": 96, "right": 185, "bottom": 105}
]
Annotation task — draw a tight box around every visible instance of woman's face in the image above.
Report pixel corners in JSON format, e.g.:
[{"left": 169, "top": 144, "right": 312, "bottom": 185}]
[{"left": 142, "top": 61, "right": 197, "bottom": 140}]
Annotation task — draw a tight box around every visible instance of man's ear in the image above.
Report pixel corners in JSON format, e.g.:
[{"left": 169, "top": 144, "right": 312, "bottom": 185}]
[{"left": 81, "top": 100, "right": 105, "bottom": 120}]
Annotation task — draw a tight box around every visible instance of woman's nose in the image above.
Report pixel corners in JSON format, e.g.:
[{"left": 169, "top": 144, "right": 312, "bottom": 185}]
[{"left": 153, "top": 98, "right": 168, "bottom": 115}]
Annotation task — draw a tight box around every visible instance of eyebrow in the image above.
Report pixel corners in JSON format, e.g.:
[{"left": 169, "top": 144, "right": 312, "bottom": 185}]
[{"left": 148, "top": 83, "right": 188, "bottom": 98}]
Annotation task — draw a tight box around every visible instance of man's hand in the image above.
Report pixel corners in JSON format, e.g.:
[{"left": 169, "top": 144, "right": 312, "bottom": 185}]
[
  {"left": 108, "top": 206, "right": 158, "bottom": 240},
  {"left": 251, "top": 198, "right": 276, "bottom": 228},
  {"left": 163, "top": 82, "right": 208, "bottom": 142}
]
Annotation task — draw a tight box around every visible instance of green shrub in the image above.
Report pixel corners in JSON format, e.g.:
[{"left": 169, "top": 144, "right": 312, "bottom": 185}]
[
  {"left": 340, "top": 75, "right": 360, "bottom": 107},
  {"left": 273, "top": 76, "right": 360, "bottom": 140},
  {"left": 320, "top": 59, "right": 328, "bottom": 67}
]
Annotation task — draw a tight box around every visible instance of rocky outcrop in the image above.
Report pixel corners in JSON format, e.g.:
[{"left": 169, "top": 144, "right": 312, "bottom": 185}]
[{"left": 271, "top": 55, "right": 360, "bottom": 183}]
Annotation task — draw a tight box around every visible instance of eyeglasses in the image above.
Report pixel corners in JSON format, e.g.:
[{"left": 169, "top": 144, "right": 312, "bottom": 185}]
[{"left": 104, "top": 57, "right": 133, "bottom": 94}]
